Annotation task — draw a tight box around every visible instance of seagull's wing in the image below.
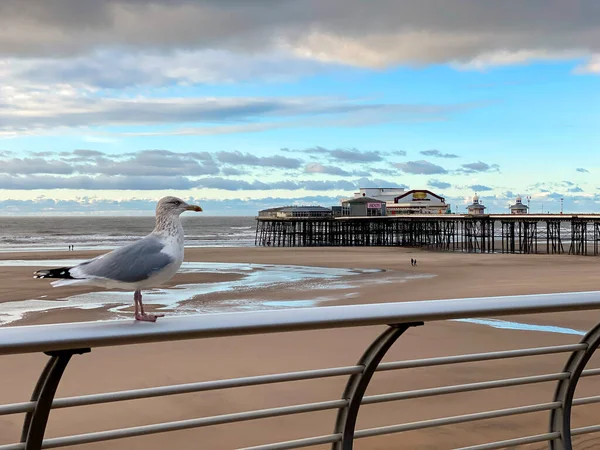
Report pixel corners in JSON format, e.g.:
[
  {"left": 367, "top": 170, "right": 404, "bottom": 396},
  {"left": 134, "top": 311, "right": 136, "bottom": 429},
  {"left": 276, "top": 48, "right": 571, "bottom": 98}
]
[{"left": 72, "top": 234, "right": 174, "bottom": 283}]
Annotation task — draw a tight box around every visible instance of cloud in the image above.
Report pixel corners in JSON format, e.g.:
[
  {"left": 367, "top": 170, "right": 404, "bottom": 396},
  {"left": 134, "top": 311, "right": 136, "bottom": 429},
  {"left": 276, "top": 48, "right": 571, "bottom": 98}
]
[
  {"left": 371, "top": 168, "right": 398, "bottom": 176},
  {"left": 0, "top": 158, "right": 74, "bottom": 175},
  {"left": 0, "top": 195, "right": 349, "bottom": 216},
  {"left": 0, "top": 1, "right": 598, "bottom": 71},
  {"left": 0, "top": 175, "right": 197, "bottom": 190},
  {"left": 458, "top": 161, "right": 500, "bottom": 173},
  {"left": 420, "top": 149, "right": 459, "bottom": 158},
  {"left": 194, "top": 177, "right": 270, "bottom": 191},
  {"left": 304, "top": 163, "right": 351, "bottom": 176},
  {"left": 354, "top": 177, "right": 407, "bottom": 189},
  {"left": 195, "top": 177, "right": 356, "bottom": 191},
  {"left": 297, "top": 146, "right": 384, "bottom": 163},
  {"left": 215, "top": 151, "right": 302, "bottom": 169},
  {"left": 72, "top": 149, "right": 105, "bottom": 158},
  {"left": 568, "top": 186, "right": 584, "bottom": 193},
  {"left": 574, "top": 55, "right": 600, "bottom": 74},
  {"left": 329, "top": 148, "right": 383, "bottom": 163},
  {"left": 469, "top": 184, "right": 493, "bottom": 192},
  {"left": 576, "top": 167, "right": 590, "bottom": 173},
  {"left": 6, "top": 50, "right": 334, "bottom": 89},
  {"left": 221, "top": 167, "right": 246, "bottom": 176},
  {"left": 394, "top": 160, "right": 447, "bottom": 175},
  {"left": 0, "top": 149, "right": 219, "bottom": 177},
  {"left": 0, "top": 83, "right": 474, "bottom": 134},
  {"left": 428, "top": 180, "right": 452, "bottom": 190}
]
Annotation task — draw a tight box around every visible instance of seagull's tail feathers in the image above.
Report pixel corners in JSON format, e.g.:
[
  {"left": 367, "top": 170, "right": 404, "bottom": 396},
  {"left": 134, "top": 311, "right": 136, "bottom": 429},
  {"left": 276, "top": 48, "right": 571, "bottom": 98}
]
[
  {"left": 33, "top": 267, "right": 74, "bottom": 280},
  {"left": 34, "top": 267, "right": 94, "bottom": 287},
  {"left": 50, "top": 278, "right": 90, "bottom": 287}
]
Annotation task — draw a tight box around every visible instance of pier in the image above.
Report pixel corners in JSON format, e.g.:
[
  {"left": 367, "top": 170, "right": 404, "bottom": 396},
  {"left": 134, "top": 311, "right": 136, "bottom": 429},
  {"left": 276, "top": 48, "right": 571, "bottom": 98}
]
[{"left": 255, "top": 214, "right": 600, "bottom": 256}]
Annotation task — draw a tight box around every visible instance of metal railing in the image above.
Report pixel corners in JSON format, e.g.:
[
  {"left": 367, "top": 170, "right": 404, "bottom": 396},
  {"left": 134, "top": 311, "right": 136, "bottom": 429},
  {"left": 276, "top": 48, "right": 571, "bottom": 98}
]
[{"left": 2, "top": 291, "right": 600, "bottom": 449}]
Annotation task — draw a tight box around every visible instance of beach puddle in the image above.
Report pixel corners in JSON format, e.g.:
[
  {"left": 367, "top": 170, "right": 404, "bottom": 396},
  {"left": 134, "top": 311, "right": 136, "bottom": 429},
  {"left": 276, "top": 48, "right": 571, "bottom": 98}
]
[
  {"left": 0, "top": 260, "right": 421, "bottom": 325},
  {"left": 453, "top": 318, "right": 586, "bottom": 336}
]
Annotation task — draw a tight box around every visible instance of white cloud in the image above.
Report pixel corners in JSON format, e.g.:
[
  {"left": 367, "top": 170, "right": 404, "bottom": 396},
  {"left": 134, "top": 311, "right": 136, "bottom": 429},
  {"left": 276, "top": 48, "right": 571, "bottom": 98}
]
[
  {"left": 574, "top": 55, "right": 600, "bottom": 74},
  {"left": 395, "top": 160, "right": 448, "bottom": 175},
  {"left": 304, "top": 163, "right": 351, "bottom": 176},
  {"left": 0, "top": 80, "right": 478, "bottom": 134}
]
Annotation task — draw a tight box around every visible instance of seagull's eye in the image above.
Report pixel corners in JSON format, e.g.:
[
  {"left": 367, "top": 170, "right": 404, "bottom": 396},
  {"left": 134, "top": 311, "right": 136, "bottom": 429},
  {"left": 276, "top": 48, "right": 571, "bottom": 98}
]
[{"left": 173, "top": 200, "right": 181, "bottom": 206}]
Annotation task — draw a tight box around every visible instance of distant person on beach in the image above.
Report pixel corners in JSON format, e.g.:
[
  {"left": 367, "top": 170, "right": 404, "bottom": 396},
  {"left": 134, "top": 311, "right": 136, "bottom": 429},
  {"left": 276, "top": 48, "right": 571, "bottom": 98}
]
[
  {"left": 414, "top": 259, "right": 417, "bottom": 266},
  {"left": 411, "top": 258, "right": 414, "bottom": 266}
]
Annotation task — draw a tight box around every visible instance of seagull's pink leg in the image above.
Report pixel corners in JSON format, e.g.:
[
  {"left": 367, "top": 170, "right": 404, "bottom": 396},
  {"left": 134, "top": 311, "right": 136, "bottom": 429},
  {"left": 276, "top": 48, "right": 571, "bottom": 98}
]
[
  {"left": 134, "top": 289, "right": 164, "bottom": 322},
  {"left": 134, "top": 292, "right": 139, "bottom": 317}
]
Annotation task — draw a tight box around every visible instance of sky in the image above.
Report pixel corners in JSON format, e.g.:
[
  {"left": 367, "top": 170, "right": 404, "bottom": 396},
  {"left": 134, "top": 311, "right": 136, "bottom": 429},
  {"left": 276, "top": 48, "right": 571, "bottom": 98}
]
[{"left": 1, "top": 0, "right": 599, "bottom": 215}]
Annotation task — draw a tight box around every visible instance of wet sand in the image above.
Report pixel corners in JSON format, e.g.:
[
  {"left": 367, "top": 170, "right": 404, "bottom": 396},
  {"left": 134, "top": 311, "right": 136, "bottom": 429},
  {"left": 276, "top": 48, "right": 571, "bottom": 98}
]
[{"left": 1, "top": 247, "right": 600, "bottom": 448}]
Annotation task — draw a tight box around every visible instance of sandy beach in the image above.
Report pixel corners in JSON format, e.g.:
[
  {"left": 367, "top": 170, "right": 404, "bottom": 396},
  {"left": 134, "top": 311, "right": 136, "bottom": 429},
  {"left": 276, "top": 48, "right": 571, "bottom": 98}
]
[{"left": 2, "top": 247, "right": 600, "bottom": 449}]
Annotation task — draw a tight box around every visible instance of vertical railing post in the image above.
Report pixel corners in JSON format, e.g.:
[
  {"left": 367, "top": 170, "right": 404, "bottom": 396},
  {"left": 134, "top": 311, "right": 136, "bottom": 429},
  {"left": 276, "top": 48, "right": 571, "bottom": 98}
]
[
  {"left": 549, "top": 322, "right": 600, "bottom": 450},
  {"left": 21, "top": 348, "right": 90, "bottom": 450},
  {"left": 332, "top": 322, "right": 423, "bottom": 450}
]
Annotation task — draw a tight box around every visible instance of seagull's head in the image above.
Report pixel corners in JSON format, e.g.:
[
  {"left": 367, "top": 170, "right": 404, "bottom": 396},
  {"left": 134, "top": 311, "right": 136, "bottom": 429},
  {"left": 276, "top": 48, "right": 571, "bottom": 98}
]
[{"left": 156, "top": 196, "right": 202, "bottom": 217}]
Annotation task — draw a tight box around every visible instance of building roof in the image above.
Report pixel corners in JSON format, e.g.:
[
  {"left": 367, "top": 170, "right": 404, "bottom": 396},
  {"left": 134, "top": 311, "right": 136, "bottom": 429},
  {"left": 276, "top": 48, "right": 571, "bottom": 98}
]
[
  {"left": 259, "top": 205, "right": 331, "bottom": 213},
  {"left": 342, "top": 196, "right": 383, "bottom": 204},
  {"left": 466, "top": 203, "right": 487, "bottom": 209},
  {"left": 393, "top": 189, "right": 445, "bottom": 202},
  {"left": 279, "top": 206, "right": 331, "bottom": 212},
  {"left": 259, "top": 206, "right": 285, "bottom": 213},
  {"left": 510, "top": 203, "right": 529, "bottom": 210}
]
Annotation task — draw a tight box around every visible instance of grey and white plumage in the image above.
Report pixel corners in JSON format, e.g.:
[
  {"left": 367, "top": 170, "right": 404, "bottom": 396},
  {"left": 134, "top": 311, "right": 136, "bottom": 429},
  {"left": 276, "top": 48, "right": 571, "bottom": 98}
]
[{"left": 34, "top": 196, "right": 202, "bottom": 321}]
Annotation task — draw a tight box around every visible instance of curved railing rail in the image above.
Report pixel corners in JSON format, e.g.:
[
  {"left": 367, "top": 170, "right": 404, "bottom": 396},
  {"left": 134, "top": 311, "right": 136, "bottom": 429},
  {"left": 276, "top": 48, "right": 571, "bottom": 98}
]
[{"left": 2, "top": 291, "right": 600, "bottom": 449}]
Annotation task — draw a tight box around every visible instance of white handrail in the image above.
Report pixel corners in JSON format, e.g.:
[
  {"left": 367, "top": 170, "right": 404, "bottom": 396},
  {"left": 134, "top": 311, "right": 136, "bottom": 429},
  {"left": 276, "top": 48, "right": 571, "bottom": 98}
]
[{"left": 1, "top": 290, "right": 600, "bottom": 355}]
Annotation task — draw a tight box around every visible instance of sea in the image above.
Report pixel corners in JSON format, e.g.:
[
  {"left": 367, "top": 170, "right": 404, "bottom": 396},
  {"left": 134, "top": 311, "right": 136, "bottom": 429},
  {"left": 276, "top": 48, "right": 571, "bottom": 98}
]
[{"left": 0, "top": 216, "right": 256, "bottom": 252}]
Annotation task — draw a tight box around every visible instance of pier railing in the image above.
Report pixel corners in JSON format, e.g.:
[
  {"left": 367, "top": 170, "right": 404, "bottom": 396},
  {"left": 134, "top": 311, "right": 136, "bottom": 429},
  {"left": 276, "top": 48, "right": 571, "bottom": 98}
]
[{"left": 3, "top": 292, "right": 600, "bottom": 449}]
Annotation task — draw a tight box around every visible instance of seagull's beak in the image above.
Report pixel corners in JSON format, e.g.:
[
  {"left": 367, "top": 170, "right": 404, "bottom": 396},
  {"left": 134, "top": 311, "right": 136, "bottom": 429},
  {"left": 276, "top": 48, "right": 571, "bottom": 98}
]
[{"left": 186, "top": 204, "right": 202, "bottom": 212}]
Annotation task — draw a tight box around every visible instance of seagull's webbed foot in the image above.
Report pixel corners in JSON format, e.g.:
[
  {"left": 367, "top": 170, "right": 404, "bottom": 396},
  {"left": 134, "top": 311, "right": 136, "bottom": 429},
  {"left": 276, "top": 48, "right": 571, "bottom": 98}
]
[
  {"left": 133, "top": 289, "right": 165, "bottom": 322},
  {"left": 134, "top": 312, "right": 165, "bottom": 322}
]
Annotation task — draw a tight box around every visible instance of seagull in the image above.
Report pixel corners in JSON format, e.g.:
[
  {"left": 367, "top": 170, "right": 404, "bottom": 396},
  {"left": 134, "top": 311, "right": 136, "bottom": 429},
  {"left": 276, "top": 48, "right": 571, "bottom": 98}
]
[{"left": 33, "top": 196, "right": 202, "bottom": 322}]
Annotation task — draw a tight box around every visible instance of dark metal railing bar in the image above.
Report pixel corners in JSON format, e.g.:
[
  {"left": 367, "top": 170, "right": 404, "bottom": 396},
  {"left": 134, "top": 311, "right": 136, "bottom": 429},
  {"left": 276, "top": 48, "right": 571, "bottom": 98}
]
[
  {"left": 56, "top": 366, "right": 361, "bottom": 411},
  {"left": 332, "top": 323, "right": 421, "bottom": 450},
  {"left": 21, "top": 349, "right": 90, "bottom": 450},
  {"left": 1, "top": 386, "right": 599, "bottom": 449},
  {"left": 377, "top": 344, "right": 588, "bottom": 371},
  {"left": 3, "top": 356, "right": 600, "bottom": 418},
  {"left": 0, "top": 366, "right": 361, "bottom": 416},
  {"left": 0, "top": 444, "right": 23, "bottom": 450},
  {"left": 571, "top": 424, "right": 600, "bottom": 436},
  {"left": 572, "top": 395, "right": 600, "bottom": 406},
  {"left": 550, "top": 321, "right": 600, "bottom": 450},
  {"left": 453, "top": 432, "right": 561, "bottom": 450},
  {"left": 354, "top": 402, "right": 561, "bottom": 438},
  {"left": 361, "top": 372, "right": 569, "bottom": 405},
  {"left": 0, "top": 401, "right": 35, "bottom": 416},
  {"left": 238, "top": 434, "right": 341, "bottom": 450},
  {"left": 581, "top": 367, "right": 600, "bottom": 378},
  {"left": 35, "top": 400, "right": 348, "bottom": 449}
]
